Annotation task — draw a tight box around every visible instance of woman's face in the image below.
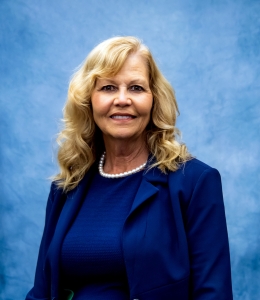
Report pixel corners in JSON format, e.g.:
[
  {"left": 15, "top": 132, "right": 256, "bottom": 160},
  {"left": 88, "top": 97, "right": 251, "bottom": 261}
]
[{"left": 91, "top": 53, "right": 153, "bottom": 144}]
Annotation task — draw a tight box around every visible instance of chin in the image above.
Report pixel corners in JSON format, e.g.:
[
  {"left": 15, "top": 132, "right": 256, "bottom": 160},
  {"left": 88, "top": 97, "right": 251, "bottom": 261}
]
[{"left": 109, "top": 131, "right": 143, "bottom": 141}]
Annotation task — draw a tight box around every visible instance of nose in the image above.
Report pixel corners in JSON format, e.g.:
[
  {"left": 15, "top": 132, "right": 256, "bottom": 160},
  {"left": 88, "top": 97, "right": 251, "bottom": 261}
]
[{"left": 114, "top": 88, "right": 131, "bottom": 106}]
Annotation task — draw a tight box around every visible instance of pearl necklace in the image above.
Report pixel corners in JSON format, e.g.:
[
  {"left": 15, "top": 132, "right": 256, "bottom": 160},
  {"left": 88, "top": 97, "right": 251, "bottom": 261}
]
[{"left": 99, "top": 152, "right": 147, "bottom": 178}]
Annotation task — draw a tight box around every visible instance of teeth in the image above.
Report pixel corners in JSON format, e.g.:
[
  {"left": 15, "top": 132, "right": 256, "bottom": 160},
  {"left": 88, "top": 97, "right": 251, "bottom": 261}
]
[{"left": 111, "top": 115, "right": 132, "bottom": 119}]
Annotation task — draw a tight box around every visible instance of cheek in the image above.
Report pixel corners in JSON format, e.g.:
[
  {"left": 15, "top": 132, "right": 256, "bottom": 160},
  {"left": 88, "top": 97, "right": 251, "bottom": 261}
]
[
  {"left": 91, "top": 95, "right": 107, "bottom": 118},
  {"left": 141, "top": 97, "right": 153, "bottom": 116}
]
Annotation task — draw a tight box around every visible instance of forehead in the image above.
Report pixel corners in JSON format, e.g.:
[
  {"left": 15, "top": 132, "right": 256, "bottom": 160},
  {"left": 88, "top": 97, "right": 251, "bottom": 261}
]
[
  {"left": 104, "top": 53, "right": 149, "bottom": 82},
  {"left": 121, "top": 53, "right": 148, "bottom": 72}
]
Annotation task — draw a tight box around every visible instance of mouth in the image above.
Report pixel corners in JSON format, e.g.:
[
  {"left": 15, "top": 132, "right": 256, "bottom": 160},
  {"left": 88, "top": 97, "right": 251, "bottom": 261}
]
[{"left": 110, "top": 114, "right": 136, "bottom": 120}]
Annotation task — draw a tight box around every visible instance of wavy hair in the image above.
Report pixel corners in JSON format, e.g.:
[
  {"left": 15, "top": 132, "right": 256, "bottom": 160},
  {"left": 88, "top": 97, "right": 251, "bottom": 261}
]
[{"left": 54, "top": 36, "right": 191, "bottom": 191}]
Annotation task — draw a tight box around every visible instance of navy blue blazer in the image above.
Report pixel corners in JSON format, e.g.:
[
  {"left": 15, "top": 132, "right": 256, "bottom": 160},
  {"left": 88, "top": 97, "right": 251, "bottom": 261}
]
[{"left": 26, "top": 158, "right": 233, "bottom": 300}]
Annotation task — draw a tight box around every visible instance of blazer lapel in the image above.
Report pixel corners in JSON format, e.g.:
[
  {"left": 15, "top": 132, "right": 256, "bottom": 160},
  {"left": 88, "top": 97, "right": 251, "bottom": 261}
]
[
  {"left": 128, "top": 166, "right": 168, "bottom": 215},
  {"left": 122, "top": 165, "right": 168, "bottom": 287}
]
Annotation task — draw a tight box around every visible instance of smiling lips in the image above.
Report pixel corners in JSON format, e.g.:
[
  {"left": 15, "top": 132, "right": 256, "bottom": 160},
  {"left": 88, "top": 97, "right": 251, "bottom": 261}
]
[{"left": 110, "top": 114, "right": 136, "bottom": 120}]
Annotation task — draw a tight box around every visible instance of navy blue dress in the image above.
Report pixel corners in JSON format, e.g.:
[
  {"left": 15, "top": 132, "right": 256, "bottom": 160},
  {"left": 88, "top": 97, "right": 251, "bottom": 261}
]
[{"left": 61, "top": 170, "right": 143, "bottom": 299}]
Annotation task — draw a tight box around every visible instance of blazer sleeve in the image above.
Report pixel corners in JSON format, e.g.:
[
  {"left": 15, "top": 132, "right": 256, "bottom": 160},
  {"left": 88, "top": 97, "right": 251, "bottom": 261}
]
[
  {"left": 25, "top": 182, "right": 63, "bottom": 300},
  {"left": 185, "top": 168, "right": 233, "bottom": 299}
]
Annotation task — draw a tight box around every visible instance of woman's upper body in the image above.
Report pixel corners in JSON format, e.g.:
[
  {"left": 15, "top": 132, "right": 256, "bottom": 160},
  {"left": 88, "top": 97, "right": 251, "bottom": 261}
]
[
  {"left": 26, "top": 158, "right": 232, "bottom": 300},
  {"left": 26, "top": 36, "right": 233, "bottom": 299}
]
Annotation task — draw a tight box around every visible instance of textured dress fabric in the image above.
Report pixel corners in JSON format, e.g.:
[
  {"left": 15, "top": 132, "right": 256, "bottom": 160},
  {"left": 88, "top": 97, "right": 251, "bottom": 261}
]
[{"left": 60, "top": 170, "right": 143, "bottom": 299}]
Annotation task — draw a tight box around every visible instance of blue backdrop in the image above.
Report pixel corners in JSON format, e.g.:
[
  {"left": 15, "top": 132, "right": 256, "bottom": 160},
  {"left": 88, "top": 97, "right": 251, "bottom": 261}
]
[{"left": 1, "top": 0, "right": 259, "bottom": 299}]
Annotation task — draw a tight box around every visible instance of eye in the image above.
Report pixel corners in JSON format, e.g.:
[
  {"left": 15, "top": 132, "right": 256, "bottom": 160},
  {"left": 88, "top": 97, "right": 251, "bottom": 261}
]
[
  {"left": 130, "top": 85, "right": 144, "bottom": 92},
  {"left": 101, "top": 85, "right": 117, "bottom": 91}
]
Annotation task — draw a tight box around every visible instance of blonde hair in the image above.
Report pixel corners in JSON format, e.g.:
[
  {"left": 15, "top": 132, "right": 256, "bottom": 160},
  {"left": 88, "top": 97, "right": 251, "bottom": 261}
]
[{"left": 54, "top": 36, "right": 191, "bottom": 191}]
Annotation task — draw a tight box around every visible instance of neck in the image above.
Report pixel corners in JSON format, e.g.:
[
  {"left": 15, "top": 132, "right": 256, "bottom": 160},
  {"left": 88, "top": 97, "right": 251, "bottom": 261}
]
[{"left": 102, "top": 137, "right": 149, "bottom": 174}]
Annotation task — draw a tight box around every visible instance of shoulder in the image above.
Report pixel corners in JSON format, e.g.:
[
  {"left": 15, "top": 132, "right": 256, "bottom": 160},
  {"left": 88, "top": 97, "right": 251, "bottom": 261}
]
[
  {"left": 49, "top": 164, "right": 97, "bottom": 203},
  {"left": 181, "top": 157, "right": 218, "bottom": 174},
  {"left": 170, "top": 158, "right": 220, "bottom": 181},
  {"left": 168, "top": 158, "right": 222, "bottom": 200},
  {"left": 48, "top": 181, "right": 65, "bottom": 201},
  {"left": 45, "top": 181, "right": 68, "bottom": 212}
]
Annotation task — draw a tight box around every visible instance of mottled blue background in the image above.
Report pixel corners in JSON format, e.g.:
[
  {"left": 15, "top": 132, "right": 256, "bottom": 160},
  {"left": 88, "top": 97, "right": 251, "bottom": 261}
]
[{"left": 0, "top": 0, "right": 259, "bottom": 299}]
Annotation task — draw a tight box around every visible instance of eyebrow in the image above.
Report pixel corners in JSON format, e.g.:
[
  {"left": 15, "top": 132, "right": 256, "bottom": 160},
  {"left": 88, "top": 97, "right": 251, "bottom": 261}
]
[{"left": 97, "top": 78, "right": 149, "bottom": 86}]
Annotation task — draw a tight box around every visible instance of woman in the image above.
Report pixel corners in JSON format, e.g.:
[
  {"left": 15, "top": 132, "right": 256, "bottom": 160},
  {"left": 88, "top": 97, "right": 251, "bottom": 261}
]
[{"left": 26, "top": 36, "right": 233, "bottom": 300}]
